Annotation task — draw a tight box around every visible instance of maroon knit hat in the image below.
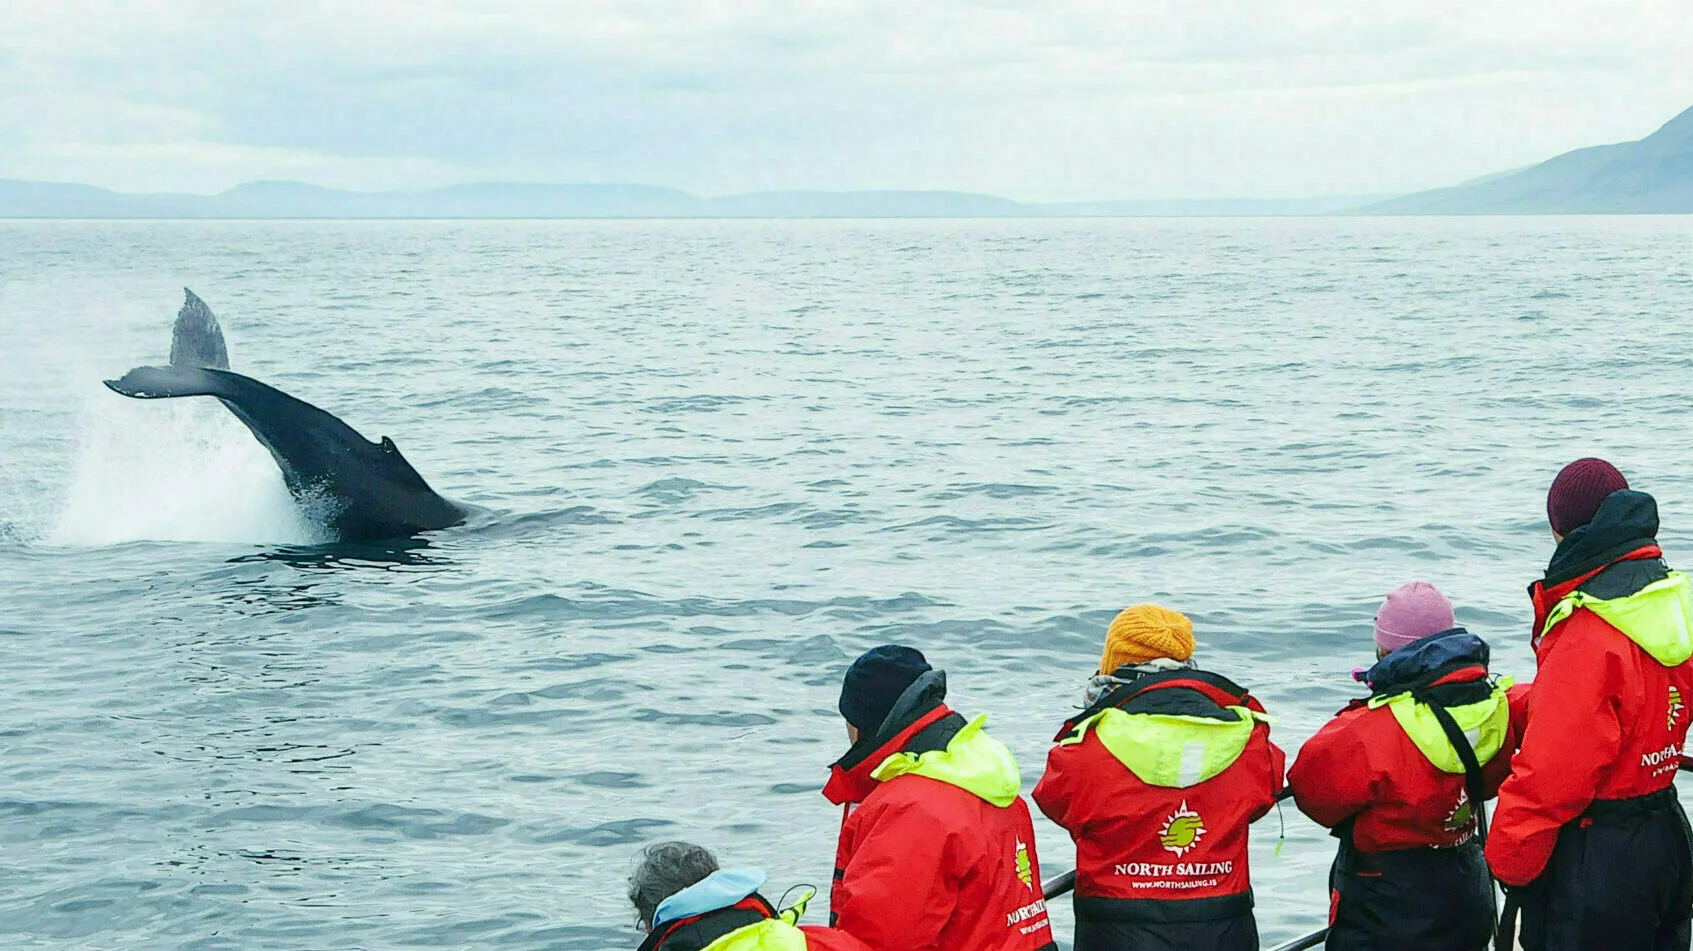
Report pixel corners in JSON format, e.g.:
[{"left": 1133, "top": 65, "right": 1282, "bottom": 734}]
[{"left": 1547, "top": 458, "right": 1629, "bottom": 535}]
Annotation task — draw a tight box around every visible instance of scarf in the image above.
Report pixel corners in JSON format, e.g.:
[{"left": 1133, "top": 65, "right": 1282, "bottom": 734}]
[{"left": 1082, "top": 656, "right": 1197, "bottom": 706}]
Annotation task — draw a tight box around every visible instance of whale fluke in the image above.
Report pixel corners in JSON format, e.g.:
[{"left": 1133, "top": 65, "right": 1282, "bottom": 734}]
[
  {"left": 170, "top": 288, "right": 229, "bottom": 369},
  {"left": 105, "top": 365, "right": 465, "bottom": 541}
]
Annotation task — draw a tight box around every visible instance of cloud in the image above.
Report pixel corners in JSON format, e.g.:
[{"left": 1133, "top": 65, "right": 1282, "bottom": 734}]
[{"left": 0, "top": 0, "right": 1689, "bottom": 198}]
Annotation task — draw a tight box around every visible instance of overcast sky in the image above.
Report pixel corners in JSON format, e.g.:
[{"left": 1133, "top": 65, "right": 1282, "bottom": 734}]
[{"left": 3, "top": 0, "right": 1689, "bottom": 200}]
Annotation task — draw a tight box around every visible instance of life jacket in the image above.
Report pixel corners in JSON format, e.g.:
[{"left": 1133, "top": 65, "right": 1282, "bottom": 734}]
[{"left": 1033, "top": 669, "right": 1284, "bottom": 923}]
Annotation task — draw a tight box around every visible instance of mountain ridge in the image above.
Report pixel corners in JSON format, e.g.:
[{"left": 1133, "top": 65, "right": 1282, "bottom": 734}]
[
  {"left": 13, "top": 103, "right": 1693, "bottom": 224},
  {"left": 1357, "top": 105, "right": 1693, "bottom": 215},
  {"left": 0, "top": 179, "right": 1378, "bottom": 219}
]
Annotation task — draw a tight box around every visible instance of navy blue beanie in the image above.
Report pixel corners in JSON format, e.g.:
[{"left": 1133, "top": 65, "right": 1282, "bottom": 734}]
[{"left": 839, "top": 645, "right": 932, "bottom": 734}]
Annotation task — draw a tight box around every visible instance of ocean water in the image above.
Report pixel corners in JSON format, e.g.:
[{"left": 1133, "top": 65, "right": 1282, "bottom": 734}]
[{"left": 2, "top": 216, "right": 1692, "bottom": 950}]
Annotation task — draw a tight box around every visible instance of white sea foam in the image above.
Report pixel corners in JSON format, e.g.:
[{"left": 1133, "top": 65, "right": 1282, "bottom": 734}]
[{"left": 48, "top": 386, "right": 324, "bottom": 546}]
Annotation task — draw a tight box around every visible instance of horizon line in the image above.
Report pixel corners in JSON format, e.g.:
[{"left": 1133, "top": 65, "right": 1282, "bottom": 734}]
[{"left": 0, "top": 176, "right": 1388, "bottom": 207}]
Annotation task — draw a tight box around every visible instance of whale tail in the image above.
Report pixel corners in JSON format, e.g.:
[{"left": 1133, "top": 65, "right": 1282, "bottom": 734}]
[
  {"left": 107, "top": 364, "right": 243, "bottom": 401},
  {"left": 170, "top": 288, "right": 230, "bottom": 369},
  {"left": 104, "top": 364, "right": 465, "bottom": 539}
]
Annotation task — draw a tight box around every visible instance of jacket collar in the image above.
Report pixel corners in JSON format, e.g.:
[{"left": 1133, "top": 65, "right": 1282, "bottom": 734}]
[
  {"left": 653, "top": 870, "right": 767, "bottom": 930},
  {"left": 1361, "top": 627, "right": 1489, "bottom": 694},
  {"left": 1533, "top": 543, "right": 1666, "bottom": 640},
  {"left": 1061, "top": 667, "right": 1255, "bottom": 737},
  {"left": 637, "top": 891, "right": 775, "bottom": 951},
  {"left": 822, "top": 704, "right": 956, "bottom": 806},
  {"left": 870, "top": 714, "right": 1022, "bottom": 808}
]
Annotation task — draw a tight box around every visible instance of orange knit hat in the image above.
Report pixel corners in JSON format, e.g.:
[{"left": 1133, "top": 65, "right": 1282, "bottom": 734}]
[{"left": 1101, "top": 604, "right": 1196, "bottom": 673}]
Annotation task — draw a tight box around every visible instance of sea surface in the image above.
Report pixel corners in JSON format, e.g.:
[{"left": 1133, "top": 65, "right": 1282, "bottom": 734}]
[{"left": 2, "top": 216, "right": 1692, "bottom": 950}]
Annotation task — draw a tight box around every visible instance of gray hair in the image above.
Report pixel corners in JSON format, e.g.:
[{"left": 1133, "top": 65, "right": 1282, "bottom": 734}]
[{"left": 629, "top": 841, "right": 720, "bottom": 931}]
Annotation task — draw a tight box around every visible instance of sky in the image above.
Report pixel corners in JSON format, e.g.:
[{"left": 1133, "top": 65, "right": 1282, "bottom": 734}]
[{"left": 2, "top": 0, "right": 1690, "bottom": 201}]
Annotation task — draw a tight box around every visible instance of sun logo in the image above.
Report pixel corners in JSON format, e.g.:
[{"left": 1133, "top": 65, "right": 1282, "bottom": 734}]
[
  {"left": 1159, "top": 801, "right": 1207, "bottom": 857},
  {"left": 1014, "top": 839, "right": 1033, "bottom": 889},
  {"left": 1671, "top": 687, "right": 1685, "bottom": 731},
  {"left": 1443, "top": 789, "right": 1475, "bottom": 835}
]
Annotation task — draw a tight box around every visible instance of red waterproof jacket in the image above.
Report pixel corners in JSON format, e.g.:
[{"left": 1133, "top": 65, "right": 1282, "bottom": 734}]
[
  {"left": 1487, "top": 491, "right": 1693, "bottom": 886},
  {"left": 1289, "top": 630, "right": 1515, "bottom": 853},
  {"left": 822, "top": 674, "right": 1056, "bottom": 951},
  {"left": 1032, "top": 670, "right": 1283, "bottom": 917}
]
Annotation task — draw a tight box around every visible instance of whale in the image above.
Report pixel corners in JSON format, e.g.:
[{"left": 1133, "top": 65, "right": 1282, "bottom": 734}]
[
  {"left": 113, "top": 290, "right": 463, "bottom": 541},
  {"left": 105, "top": 364, "right": 467, "bottom": 541}
]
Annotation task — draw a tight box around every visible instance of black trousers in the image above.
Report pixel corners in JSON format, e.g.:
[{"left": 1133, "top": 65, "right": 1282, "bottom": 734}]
[
  {"left": 1517, "top": 788, "right": 1693, "bottom": 951},
  {"left": 1325, "top": 838, "right": 1493, "bottom": 951},
  {"left": 1073, "top": 913, "right": 1257, "bottom": 951}
]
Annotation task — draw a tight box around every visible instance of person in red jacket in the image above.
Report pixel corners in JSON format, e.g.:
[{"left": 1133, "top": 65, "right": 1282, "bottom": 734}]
[
  {"left": 1032, "top": 604, "right": 1284, "bottom": 951},
  {"left": 822, "top": 645, "right": 1057, "bottom": 951},
  {"left": 1487, "top": 459, "right": 1693, "bottom": 950},
  {"left": 627, "top": 841, "right": 870, "bottom": 951},
  {"left": 1288, "top": 581, "right": 1513, "bottom": 951}
]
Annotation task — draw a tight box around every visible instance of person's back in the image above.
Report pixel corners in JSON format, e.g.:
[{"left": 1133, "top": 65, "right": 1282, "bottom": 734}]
[
  {"left": 1032, "top": 605, "right": 1282, "bottom": 951},
  {"left": 823, "top": 645, "right": 1057, "bottom": 951},
  {"left": 1288, "top": 583, "right": 1510, "bottom": 951},
  {"left": 1486, "top": 461, "right": 1693, "bottom": 950}
]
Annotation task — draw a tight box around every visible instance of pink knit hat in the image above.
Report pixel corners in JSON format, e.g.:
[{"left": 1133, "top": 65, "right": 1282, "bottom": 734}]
[
  {"left": 1374, "top": 581, "right": 1456, "bottom": 653},
  {"left": 1547, "top": 458, "right": 1628, "bottom": 536}
]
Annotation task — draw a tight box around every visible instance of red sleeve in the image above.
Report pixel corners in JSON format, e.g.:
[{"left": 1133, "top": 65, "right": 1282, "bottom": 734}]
[
  {"left": 1032, "top": 739, "right": 1094, "bottom": 838},
  {"left": 1486, "top": 615, "right": 1627, "bottom": 886},
  {"left": 831, "top": 794, "right": 959, "bottom": 951},
  {"left": 1506, "top": 681, "right": 1532, "bottom": 751},
  {"left": 1287, "top": 713, "right": 1376, "bottom": 830},
  {"left": 1250, "top": 726, "right": 1288, "bottom": 822},
  {"left": 1483, "top": 691, "right": 1523, "bottom": 798},
  {"left": 801, "top": 925, "right": 874, "bottom": 951}
]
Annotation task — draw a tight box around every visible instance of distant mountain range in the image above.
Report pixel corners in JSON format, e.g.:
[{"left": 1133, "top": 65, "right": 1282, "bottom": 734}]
[
  {"left": 1359, "top": 105, "right": 1693, "bottom": 214},
  {"left": 4, "top": 104, "right": 1689, "bottom": 218},
  {"left": 0, "top": 179, "right": 1377, "bottom": 219}
]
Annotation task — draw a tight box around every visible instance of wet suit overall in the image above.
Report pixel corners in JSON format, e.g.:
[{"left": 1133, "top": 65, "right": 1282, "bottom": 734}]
[
  {"left": 1032, "top": 668, "right": 1284, "bottom": 951},
  {"left": 822, "top": 670, "right": 1057, "bottom": 951},
  {"left": 1488, "top": 489, "right": 1693, "bottom": 951},
  {"left": 1288, "top": 629, "right": 1513, "bottom": 951}
]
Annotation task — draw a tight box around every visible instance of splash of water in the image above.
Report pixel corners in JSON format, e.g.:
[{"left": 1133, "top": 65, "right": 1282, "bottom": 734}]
[{"left": 48, "top": 388, "right": 326, "bottom": 547}]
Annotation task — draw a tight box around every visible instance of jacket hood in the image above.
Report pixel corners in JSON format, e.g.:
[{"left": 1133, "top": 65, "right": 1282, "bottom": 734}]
[
  {"left": 1546, "top": 489, "right": 1660, "bottom": 587},
  {"left": 653, "top": 869, "right": 768, "bottom": 929},
  {"left": 871, "top": 714, "right": 1022, "bottom": 808},
  {"left": 1362, "top": 627, "right": 1489, "bottom": 694}
]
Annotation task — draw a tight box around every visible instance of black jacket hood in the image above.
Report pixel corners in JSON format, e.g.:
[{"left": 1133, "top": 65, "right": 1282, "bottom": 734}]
[{"left": 1545, "top": 489, "right": 1660, "bottom": 588}]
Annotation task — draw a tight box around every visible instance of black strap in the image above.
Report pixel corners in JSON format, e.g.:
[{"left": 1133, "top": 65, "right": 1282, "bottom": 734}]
[
  {"left": 1498, "top": 891, "right": 1521, "bottom": 950},
  {"left": 1418, "top": 691, "right": 1503, "bottom": 951},
  {"left": 1418, "top": 694, "right": 1489, "bottom": 844}
]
